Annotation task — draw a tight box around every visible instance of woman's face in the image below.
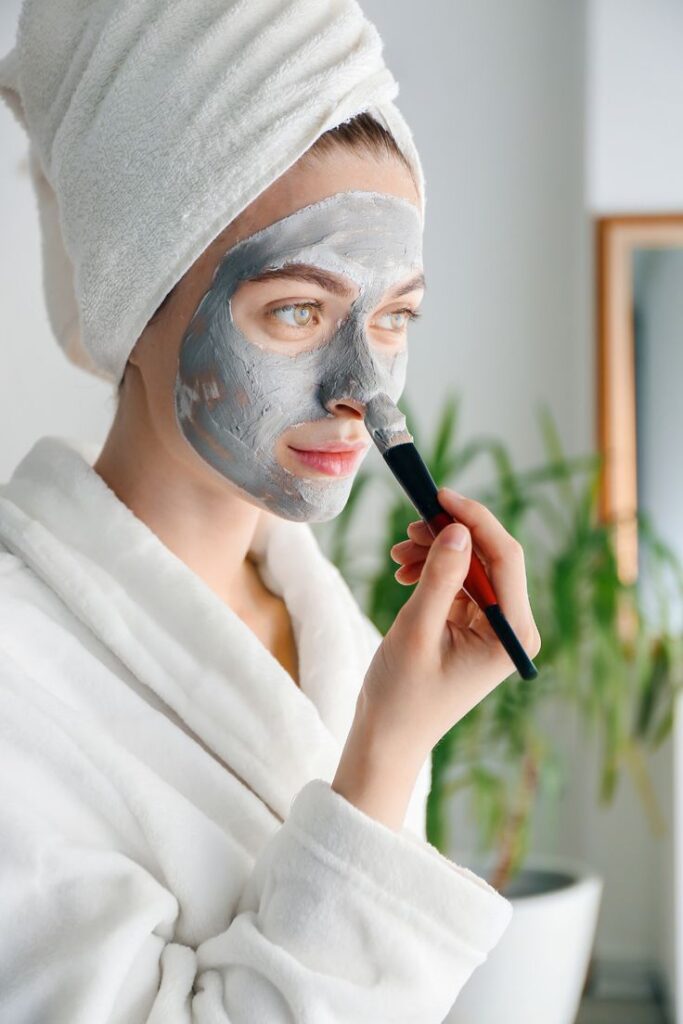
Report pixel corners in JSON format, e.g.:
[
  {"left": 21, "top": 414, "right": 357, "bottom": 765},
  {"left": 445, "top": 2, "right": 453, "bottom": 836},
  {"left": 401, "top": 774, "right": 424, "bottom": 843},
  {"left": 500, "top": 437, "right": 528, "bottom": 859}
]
[{"left": 128, "top": 148, "right": 424, "bottom": 522}]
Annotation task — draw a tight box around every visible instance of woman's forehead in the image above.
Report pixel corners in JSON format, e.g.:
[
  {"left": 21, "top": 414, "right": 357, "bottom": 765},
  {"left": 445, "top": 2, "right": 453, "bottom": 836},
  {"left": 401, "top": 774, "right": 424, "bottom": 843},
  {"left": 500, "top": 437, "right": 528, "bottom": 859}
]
[
  {"left": 213, "top": 191, "right": 423, "bottom": 294},
  {"left": 230, "top": 147, "right": 421, "bottom": 240}
]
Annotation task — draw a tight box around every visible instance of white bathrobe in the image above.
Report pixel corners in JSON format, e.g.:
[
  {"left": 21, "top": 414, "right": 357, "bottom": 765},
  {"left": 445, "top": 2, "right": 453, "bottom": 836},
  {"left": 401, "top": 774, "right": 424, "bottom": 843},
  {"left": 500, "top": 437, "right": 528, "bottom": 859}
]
[{"left": 0, "top": 436, "right": 512, "bottom": 1024}]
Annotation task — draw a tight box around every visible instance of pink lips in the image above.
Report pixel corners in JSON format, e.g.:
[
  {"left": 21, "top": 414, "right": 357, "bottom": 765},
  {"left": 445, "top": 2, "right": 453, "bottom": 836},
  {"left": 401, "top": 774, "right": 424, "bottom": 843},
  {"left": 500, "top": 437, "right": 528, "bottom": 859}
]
[
  {"left": 294, "top": 440, "right": 369, "bottom": 453},
  {"left": 289, "top": 440, "right": 369, "bottom": 476}
]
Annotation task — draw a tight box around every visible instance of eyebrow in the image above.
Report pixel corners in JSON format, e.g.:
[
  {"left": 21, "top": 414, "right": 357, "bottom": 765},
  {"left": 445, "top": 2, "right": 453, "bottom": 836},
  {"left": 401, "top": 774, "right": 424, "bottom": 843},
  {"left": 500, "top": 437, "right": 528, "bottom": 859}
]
[
  {"left": 387, "top": 272, "right": 426, "bottom": 298},
  {"left": 246, "top": 263, "right": 426, "bottom": 299}
]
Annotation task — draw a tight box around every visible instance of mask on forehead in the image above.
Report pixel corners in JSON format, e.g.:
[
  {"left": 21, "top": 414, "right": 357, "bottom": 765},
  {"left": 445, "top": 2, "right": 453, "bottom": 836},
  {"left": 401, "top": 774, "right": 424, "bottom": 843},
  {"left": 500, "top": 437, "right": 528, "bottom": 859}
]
[{"left": 174, "top": 190, "right": 423, "bottom": 522}]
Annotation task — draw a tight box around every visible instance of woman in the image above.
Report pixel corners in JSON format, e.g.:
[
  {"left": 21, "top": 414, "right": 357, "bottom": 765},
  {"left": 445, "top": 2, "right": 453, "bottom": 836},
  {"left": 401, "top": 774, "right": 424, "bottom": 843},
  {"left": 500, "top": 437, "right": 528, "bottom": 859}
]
[{"left": 0, "top": 1, "right": 540, "bottom": 1021}]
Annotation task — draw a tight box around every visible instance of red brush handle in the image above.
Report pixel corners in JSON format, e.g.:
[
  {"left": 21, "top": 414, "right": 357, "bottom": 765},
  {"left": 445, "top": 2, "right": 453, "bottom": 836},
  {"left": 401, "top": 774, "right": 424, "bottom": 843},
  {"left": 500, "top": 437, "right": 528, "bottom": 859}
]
[{"left": 425, "top": 509, "right": 498, "bottom": 610}]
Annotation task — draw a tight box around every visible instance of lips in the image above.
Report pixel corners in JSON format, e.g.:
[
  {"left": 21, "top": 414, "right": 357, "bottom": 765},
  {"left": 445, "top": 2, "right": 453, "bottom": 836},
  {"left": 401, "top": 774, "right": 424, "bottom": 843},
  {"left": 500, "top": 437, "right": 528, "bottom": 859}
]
[
  {"left": 288, "top": 441, "right": 369, "bottom": 477},
  {"left": 290, "top": 437, "right": 370, "bottom": 453}
]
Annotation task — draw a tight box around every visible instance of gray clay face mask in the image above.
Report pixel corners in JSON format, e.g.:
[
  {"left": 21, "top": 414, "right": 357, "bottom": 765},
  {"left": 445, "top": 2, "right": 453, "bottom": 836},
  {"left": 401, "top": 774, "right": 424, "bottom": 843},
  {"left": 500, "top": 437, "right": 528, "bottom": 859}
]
[{"left": 174, "top": 190, "right": 423, "bottom": 522}]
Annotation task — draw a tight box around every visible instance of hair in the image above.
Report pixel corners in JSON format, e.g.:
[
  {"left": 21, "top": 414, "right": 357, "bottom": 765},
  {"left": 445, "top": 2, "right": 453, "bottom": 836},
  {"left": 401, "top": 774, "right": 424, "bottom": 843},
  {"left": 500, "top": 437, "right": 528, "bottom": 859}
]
[{"left": 117, "top": 110, "right": 413, "bottom": 394}]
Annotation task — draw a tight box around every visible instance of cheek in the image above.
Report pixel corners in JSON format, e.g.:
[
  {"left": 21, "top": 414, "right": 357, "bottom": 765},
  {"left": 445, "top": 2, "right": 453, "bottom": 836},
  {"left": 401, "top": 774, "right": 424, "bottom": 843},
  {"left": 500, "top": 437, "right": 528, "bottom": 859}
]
[
  {"left": 375, "top": 342, "right": 408, "bottom": 403},
  {"left": 228, "top": 289, "right": 262, "bottom": 347}
]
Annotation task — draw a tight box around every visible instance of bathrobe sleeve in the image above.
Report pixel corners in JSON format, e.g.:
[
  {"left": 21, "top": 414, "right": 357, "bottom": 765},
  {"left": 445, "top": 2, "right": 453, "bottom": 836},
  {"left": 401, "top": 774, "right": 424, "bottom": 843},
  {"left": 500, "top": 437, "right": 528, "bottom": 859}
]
[{"left": 0, "top": 647, "right": 512, "bottom": 1024}]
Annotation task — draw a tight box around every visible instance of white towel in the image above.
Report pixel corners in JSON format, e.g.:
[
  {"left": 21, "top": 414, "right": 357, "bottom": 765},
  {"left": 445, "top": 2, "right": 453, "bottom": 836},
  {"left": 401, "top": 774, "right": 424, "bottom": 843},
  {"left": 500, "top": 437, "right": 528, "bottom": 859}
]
[{"left": 0, "top": 0, "right": 425, "bottom": 385}]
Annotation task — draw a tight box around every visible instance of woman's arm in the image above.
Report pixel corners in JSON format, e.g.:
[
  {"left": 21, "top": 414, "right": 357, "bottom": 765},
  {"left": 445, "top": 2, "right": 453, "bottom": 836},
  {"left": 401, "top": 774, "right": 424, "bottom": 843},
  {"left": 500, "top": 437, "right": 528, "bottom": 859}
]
[{"left": 332, "top": 687, "right": 428, "bottom": 831}]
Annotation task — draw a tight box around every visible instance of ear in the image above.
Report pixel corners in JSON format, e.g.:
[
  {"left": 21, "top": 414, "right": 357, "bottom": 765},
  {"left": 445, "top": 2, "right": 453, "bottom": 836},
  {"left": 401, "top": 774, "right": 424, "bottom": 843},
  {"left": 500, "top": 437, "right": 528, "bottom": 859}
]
[{"left": 128, "top": 342, "right": 141, "bottom": 369}]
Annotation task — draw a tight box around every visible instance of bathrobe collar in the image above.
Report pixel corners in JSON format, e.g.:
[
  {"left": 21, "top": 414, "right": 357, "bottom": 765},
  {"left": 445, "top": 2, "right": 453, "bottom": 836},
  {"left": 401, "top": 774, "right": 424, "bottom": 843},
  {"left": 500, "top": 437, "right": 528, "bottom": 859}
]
[{"left": 0, "top": 437, "right": 374, "bottom": 822}]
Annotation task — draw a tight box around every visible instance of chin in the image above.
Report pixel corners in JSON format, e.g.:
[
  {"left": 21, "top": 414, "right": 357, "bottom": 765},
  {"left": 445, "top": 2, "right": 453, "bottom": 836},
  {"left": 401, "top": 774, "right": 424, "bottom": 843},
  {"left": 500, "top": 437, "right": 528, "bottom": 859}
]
[
  {"left": 263, "top": 481, "right": 355, "bottom": 525},
  {"left": 269, "top": 504, "right": 344, "bottom": 526}
]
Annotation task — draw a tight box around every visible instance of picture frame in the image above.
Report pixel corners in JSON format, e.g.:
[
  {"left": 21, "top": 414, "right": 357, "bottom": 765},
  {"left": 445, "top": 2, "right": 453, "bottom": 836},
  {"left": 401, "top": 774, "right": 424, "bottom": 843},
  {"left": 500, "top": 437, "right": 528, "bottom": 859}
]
[{"left": 596, "top": 213, "right": 683, "bottom": 583}]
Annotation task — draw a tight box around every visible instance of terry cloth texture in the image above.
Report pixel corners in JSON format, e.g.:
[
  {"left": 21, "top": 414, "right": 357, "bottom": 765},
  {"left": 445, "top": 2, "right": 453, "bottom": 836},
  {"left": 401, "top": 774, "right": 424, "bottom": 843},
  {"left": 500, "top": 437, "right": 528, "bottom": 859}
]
[
  {"left": 0, "top": 436, "right": 511, "bottom": 1023},
  {"left": 0, "top": 0, "right": 425, "bottom": 386}
]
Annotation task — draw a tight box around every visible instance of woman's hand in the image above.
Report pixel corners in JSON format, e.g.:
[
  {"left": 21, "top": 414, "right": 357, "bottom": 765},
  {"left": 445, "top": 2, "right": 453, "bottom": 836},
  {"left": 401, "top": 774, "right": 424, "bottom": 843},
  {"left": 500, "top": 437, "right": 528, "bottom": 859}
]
[{"left": 358, "top": 487, "right": 541, "bottom": 760}]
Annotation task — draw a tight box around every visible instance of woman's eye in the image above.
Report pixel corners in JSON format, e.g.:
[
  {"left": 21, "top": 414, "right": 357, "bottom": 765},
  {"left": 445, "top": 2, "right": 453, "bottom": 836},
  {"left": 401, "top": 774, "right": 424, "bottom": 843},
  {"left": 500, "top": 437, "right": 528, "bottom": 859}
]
[
  {"left": 270, "top": 303, "right": 320, "bottom": 328},
  {"left": 375, "top": 308, "right": 419, "bottom": 331}
]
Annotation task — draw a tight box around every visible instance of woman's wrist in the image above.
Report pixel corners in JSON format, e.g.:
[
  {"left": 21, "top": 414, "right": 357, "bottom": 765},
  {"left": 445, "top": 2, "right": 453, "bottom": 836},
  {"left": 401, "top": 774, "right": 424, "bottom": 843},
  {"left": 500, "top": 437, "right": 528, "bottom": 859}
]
[{"left": 331, "top": 691, "right": 430, "bottom": 831}]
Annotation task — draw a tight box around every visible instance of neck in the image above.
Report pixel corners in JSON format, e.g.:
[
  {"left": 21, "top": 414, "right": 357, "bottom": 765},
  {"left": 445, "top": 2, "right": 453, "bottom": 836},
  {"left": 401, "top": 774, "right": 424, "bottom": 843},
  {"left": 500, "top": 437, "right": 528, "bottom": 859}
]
[{"left": 93, "top": 377, "right": 274, "bottom": 613}]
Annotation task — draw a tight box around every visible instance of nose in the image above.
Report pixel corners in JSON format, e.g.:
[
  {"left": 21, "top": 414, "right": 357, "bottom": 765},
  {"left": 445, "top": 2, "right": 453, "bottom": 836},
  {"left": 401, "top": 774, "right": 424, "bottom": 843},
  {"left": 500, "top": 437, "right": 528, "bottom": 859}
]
[{"left": 325, "top": 397, "right": 367, "bottom": 420}]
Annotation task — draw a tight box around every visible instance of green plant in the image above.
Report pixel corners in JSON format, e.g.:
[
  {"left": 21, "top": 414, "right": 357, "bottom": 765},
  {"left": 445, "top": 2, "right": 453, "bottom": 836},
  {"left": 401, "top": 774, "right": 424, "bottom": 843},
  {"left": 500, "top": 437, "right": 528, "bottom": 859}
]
[{"left": 318, "top": 392, "right": 683, "bottom": 894}]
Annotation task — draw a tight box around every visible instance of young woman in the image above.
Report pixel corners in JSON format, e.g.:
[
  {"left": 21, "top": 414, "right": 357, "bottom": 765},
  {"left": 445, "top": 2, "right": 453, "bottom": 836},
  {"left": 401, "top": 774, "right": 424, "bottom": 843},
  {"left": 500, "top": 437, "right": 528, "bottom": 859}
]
[{"left": 0, "top": 2, "right": 540, "bottom": 1021}]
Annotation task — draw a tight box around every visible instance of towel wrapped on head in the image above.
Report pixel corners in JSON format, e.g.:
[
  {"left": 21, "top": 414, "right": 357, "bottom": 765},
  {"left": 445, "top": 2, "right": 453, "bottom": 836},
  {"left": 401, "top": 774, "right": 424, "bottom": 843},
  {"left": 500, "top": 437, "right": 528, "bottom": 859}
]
[{"left": 0, "top": 0, "right": 424, "bottom": 385}]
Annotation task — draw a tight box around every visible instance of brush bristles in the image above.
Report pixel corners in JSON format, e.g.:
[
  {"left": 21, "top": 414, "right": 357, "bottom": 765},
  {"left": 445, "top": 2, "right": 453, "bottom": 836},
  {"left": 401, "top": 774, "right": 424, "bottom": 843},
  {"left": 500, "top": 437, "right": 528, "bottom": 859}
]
[
  {"left": 370, "top": 427, "right": 413, "bottom": 456},
  {"left": 364, "top": 393, "right": 414, "bottom": 456}
]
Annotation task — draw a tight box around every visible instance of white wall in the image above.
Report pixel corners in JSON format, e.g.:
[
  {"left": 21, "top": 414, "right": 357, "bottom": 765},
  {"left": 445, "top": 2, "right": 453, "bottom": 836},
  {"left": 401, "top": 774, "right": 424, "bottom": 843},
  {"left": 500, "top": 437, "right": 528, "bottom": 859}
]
[{"left": 587, "top": 0, "right": 683, "bottom": 213}]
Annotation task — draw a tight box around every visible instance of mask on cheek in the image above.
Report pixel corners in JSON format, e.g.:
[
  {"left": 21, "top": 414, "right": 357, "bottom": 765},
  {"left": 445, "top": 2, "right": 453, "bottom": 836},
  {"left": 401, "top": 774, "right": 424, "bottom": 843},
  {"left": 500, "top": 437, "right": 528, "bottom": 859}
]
[{"left": 174, "top": 190, "right": 423, "bottom": 522}]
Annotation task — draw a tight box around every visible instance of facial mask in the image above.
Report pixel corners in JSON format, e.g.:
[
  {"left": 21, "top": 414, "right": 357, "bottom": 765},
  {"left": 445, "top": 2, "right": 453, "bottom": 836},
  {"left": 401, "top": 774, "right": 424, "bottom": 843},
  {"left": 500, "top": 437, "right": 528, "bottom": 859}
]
[{"left": 174, "top": 190, "right": 423, "bottom": 522}]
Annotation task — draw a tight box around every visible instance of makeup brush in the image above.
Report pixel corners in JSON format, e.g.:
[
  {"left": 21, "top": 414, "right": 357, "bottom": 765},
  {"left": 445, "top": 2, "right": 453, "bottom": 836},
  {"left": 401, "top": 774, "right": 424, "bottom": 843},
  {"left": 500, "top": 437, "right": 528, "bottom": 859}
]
[{"left": 365, "top": 394, "right": 538, "bottom": 681}]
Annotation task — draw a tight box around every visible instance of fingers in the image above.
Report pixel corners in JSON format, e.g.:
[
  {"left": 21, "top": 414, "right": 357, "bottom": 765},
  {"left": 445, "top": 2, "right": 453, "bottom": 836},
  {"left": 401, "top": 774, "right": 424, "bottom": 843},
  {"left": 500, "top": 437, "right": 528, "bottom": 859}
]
[
  {"left": 391, "top": 495, "right": 540, "bottom": 656},
  {"left": 391, "top": 526, "right": 432, "bottom": 585},
  {"left": 406, "top": 519, "right": 434, "bottom": 545},
  {"left": 391, "top": 538, "right": 428, "bottom": 566},
  {"left": 436, "top": 489, "right": 520, "bottom": 567},
  {"left": 394, "top": 497, "right": 522, "bottom": 566},
  {"left": 436, "top": 487, "right": 539, "bottom": 651},
  {"left": 401, "top": 522, "right": 473, "bottom": 645},
  {"left": 390, "top": 520, "right": 434, "bottom": 564},
  {"left": 394, "top": 560, "right": 424, "bottom": 585}
]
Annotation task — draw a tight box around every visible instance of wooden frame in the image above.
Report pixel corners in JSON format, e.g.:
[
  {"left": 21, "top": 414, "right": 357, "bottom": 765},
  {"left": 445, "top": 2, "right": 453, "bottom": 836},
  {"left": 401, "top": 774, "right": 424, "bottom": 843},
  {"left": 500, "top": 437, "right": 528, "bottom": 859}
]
[{"left": 596, "top": 213, "right": 683, "bottom": 584}]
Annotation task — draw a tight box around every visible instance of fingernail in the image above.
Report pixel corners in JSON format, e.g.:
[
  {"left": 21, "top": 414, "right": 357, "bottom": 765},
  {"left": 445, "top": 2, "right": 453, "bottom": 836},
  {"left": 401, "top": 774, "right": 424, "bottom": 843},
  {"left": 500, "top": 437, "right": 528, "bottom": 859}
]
[
  {"left": 441, "top": 487, "right": 465, "bottom": 500},
  {"left": 443, "top": 524, "right": 468, "bottom": 550}
]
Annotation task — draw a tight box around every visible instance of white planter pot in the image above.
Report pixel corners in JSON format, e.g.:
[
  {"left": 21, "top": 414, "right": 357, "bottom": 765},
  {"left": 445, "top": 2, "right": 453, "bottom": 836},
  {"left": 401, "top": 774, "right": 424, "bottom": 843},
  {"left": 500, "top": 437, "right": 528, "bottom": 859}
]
[{"left": 444, "top": 857, "right": 603, "bottom": 1024}]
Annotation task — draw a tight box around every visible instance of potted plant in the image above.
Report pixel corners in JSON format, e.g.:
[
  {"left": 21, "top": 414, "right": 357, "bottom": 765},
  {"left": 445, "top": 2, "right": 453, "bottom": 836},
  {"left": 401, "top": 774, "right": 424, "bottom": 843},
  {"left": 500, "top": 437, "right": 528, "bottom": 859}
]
[{"left": 314, "top": 392, "right": 683, "bottom": 1024}]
